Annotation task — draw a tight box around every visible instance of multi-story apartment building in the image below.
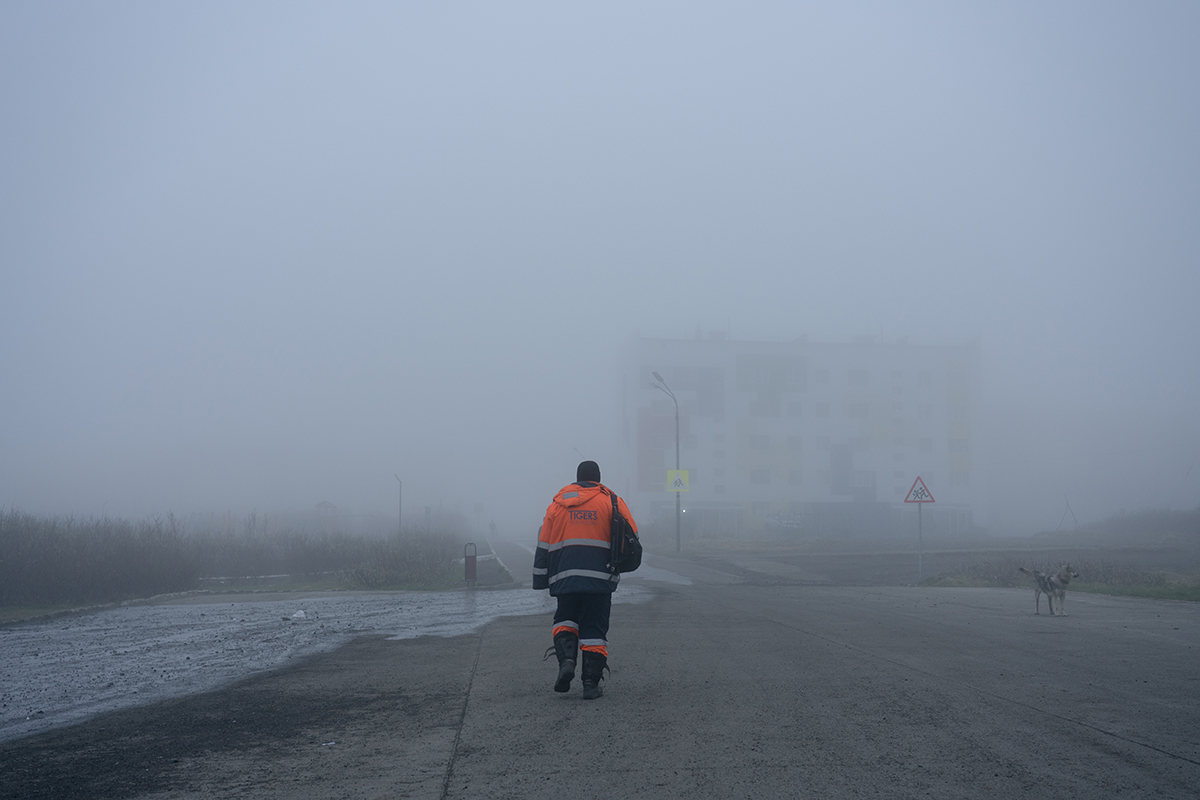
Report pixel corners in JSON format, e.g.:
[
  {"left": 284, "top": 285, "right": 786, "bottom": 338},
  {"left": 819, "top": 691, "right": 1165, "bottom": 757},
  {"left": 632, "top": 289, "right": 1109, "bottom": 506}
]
[{"left": 617, "top": 333, "right": 982, "bottom": 540}]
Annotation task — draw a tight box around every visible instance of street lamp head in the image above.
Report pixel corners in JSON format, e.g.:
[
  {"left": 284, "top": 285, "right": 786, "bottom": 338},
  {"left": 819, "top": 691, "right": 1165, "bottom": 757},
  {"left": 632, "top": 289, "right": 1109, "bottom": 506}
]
[{"left": 651, "top": 371, "right": 677, "bottom": 405}]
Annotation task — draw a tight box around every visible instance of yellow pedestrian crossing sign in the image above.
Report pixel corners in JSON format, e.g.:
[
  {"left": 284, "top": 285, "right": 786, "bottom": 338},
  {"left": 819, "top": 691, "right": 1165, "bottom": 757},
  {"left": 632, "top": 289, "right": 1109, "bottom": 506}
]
[{"left": 667, "top": 470, "right": 689, "bottom": 492}]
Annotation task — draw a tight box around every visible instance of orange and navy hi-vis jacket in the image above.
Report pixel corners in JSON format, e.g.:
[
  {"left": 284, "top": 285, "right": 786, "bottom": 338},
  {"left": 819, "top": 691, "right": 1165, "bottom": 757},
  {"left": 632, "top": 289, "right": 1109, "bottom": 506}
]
[{"left": 533, "top": 481, "right": 638, "bottom": 596}]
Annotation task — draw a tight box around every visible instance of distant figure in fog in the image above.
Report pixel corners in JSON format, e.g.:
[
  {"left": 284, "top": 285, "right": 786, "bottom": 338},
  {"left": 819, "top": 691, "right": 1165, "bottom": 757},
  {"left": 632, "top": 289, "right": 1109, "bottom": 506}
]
[{"left": 533, "top": 460, "right": 638, "bottom": 699}]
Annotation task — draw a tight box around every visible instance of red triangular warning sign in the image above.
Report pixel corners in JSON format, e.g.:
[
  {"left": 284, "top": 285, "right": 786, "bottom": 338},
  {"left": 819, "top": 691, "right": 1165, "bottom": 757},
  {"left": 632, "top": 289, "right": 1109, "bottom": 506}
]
[{"left": 904, "top": 476, "right": 935, "bottom": 503}]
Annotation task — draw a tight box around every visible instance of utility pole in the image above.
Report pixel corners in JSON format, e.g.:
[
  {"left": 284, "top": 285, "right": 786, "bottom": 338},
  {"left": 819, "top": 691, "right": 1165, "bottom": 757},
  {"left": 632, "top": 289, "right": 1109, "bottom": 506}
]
[{"left": 394, "top": 474, "right": 402, "bottom": 537}]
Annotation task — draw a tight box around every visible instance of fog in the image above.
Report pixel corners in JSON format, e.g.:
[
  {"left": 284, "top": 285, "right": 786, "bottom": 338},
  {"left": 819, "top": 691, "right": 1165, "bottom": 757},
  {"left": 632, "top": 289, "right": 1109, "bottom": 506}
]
[{"left": 3, "top": 2, "right": 1198, "bottom": 536}]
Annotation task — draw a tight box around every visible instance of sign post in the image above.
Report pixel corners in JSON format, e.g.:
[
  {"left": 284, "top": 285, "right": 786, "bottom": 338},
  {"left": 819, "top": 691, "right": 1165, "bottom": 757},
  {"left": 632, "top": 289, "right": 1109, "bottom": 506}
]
[
  {"left": 667, "top": 469, "right": 689, "bottom": 553},
  {"left": 904, "top": 477, "right": 935, "bottom": 582},
  {"left": 651, "top": 371, "right": 682, "bottom": 552}
]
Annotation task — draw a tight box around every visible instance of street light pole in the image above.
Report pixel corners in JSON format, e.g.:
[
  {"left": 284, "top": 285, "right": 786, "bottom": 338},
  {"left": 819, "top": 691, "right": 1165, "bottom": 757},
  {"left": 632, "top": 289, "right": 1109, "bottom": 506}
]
[
  {"left": 652, "top": 371, "right": 681, "bottom": 553},
  {"left": 394, "top": 474, "right": 402, "bottom": 537}
]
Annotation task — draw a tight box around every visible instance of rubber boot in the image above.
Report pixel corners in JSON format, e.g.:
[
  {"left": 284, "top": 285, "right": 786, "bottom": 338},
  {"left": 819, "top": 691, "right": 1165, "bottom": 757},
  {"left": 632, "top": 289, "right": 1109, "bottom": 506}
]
[
  {"left": 580, "top": 650, "right": 607, "bottom": 700},
  {"left": 553, "top": 633, "right": 577, "bottom": 693}
]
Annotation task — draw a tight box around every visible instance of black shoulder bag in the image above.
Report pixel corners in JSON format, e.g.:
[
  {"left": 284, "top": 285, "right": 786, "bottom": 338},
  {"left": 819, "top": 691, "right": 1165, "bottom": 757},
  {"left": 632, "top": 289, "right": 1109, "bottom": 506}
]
[{"left": 608, "top": 491, "right": 643, "bottom": 574}]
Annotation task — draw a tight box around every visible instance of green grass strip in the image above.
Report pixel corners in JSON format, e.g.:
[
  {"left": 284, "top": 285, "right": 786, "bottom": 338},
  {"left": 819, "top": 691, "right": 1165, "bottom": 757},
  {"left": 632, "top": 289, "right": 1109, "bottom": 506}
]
[
  {"left": 922, "top": 577, "right": 1200, "bottom": 602},
  {"left": 1071, "top": 582, "right": 1200, "bottom": 602}
]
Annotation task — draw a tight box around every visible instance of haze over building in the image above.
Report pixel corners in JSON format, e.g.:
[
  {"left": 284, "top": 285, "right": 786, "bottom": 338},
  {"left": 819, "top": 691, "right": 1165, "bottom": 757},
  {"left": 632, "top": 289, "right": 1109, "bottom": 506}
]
[{"left": 621, "top": 333, "right": 981, "bottom": 540}]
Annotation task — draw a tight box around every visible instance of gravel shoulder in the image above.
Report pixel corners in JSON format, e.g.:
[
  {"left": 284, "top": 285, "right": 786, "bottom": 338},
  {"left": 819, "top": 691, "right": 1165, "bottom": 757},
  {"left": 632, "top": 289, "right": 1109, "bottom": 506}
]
[{"left": 0, "top": 633, "right": 476, "bottom": 800}]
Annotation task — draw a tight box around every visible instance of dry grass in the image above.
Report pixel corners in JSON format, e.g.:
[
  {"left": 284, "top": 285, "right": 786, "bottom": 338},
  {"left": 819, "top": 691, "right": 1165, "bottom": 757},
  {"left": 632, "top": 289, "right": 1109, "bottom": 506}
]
[{"left": 0, "top": 509, "right": 470, "bottom": 611}]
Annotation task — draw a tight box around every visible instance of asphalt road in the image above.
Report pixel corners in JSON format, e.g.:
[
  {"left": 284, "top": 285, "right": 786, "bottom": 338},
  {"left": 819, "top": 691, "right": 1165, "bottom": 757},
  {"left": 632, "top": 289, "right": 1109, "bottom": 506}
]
[
  {"left": 3, "top": 546, "right": 1197, "bottom": 799},
  {"left": 457, "top": 546, "right": 1200, "bottom": 799}
]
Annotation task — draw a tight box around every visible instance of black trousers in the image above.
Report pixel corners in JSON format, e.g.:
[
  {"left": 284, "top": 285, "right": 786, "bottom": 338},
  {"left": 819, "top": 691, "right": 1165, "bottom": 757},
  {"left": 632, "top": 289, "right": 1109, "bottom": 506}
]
[{"left": 551, "top": 592, "right": 612, "bottom": 656}]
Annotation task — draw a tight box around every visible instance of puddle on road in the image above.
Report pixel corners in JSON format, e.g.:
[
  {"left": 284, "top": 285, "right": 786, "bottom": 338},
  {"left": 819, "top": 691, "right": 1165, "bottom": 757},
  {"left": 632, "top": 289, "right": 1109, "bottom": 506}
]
[{"left": 0, "top": 586, "right": 651, "bottom": 743}]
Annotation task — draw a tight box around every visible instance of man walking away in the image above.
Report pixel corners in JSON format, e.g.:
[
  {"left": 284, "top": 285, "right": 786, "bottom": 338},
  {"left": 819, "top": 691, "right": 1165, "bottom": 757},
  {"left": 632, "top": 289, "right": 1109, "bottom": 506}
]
[{"left": 532, "top": 460, "right": 638, "bottom": 699}]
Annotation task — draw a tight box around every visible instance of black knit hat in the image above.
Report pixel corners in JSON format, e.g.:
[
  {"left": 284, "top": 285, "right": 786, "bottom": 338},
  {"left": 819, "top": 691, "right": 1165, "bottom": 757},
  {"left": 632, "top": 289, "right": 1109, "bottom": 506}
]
[{"left": 576, "top": 460, "right": 601, "bottom": 483}]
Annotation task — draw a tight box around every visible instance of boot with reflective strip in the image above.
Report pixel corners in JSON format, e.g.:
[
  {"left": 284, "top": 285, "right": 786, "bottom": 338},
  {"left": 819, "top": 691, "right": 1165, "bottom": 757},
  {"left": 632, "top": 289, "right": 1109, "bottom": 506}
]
[
  {"left": 580, "top": 650, "right": 607, "bottom": 700},
  {"left": 552, "top": 632, "right": 578, "bottom": 693}
]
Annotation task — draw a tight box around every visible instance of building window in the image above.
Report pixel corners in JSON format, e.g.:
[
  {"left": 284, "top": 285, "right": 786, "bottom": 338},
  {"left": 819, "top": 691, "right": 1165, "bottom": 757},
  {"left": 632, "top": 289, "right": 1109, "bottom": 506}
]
[
  {"left": 852, "top": 471, "right": 875, "bottom": 488},
  {"left": 713, "top": 468, "right": 726, "bottom": 478},
  {"left": 847, "top": 402, "right": 869, "bottom": 420},
  {"left": 890, "top": 370, "right": 903, "bottom": 382},
  {"left": 714, "top": 434, "right": 725, "bottom": 444},
  {"left": 786, "top": 402, "right": 802, "bottom": 417},
  {"left": 948, "top": 438, "right": 970, "bottom": 455},
  {"left": 848, "top": 369, "right": 869, "bottom": 387},
  {"left": 893, "top": 470, "right": 906, "bottom": 480},
  {"left": 714, "top": 485, "right": 725, "bottom": 494},
  {"left": 714, "top": 450, "right": 726, "bottom": 459},
  {"left": 894, "top": 451, "right": 905, "bottom": 462},
  {"left": 749, "top": 469, "right": 771, "bottom": 485},
  {"left": 919, "top": 438, "right": 933, "bottom": 453},
  {"left": 749, "top": 435, "right": 769, "bottom": 451},
  {"left": 950, "top": 470, "right": 971, "bottom": 487},
  {"left": 917, "top": 370, "right": 933, "bottom": 387},
  {"left": 749, "top": 397, "right": 780, "bottom": 417},
  {"left": 852, "top": 436, "right": 870, "bottom": 453},
  {"left": 788, "top": 435, "right": 803, "bottom": 451},
  {"left": 815, "top": 368, "right": 830, "bottom": 385}
]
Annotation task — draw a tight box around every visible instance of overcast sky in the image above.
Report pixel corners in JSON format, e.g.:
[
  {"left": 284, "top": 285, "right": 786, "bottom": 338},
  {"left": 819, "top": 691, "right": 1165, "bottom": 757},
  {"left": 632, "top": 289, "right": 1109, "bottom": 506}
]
[{"left": 2, "top": 2, "right": 1197, "bottom": 535}]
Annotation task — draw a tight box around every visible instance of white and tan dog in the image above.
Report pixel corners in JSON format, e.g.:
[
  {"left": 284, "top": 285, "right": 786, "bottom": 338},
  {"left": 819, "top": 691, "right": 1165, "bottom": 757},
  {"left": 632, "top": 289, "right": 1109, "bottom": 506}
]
[{"left": 1019, "top": 565, "right": 1079, "bottom": 616}]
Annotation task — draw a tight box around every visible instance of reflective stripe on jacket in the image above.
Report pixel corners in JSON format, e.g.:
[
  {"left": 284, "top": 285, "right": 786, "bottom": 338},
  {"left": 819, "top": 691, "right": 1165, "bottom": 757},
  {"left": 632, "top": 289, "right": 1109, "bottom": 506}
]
[{"left": 532, "top": 481, "right": 638, "bottom": 595}]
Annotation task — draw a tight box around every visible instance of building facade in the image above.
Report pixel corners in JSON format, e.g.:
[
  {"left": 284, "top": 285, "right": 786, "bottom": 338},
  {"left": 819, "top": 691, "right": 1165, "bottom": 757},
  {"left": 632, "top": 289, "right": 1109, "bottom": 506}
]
[{"left": 618, "top": 333, "right": 983, "bottom": 539}]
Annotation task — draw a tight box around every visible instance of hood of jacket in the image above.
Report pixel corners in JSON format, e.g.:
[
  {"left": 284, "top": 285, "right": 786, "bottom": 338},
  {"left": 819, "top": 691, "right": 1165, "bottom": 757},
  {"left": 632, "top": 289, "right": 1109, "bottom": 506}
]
[{"left": 552, "top": 482, "right": 609, "bottom": 510}]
